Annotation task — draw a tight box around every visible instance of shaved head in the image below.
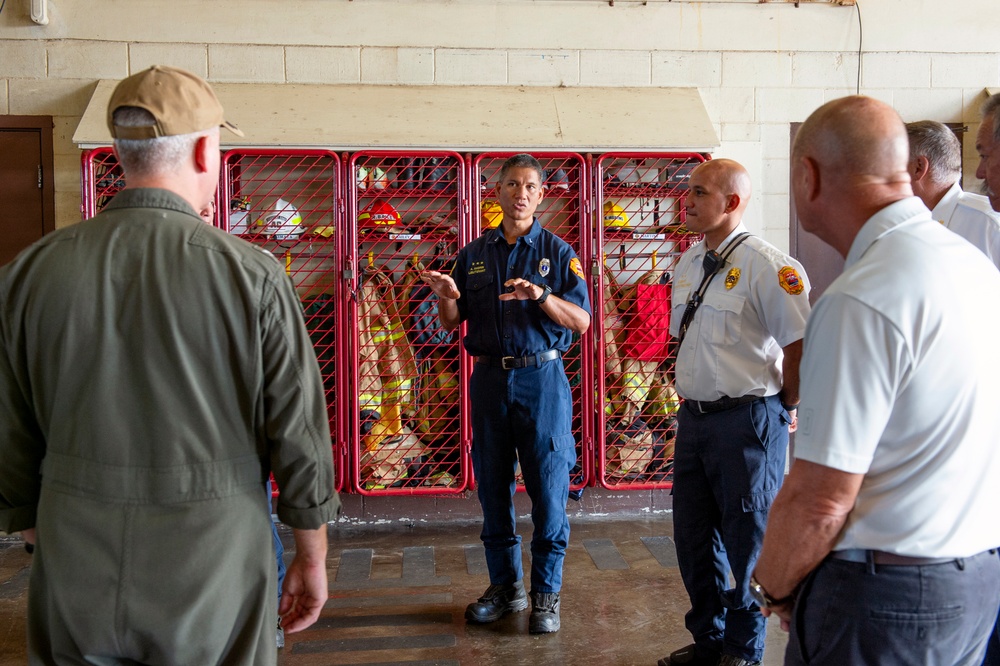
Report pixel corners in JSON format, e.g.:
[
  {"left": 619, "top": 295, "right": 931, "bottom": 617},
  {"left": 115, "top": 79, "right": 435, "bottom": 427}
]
[
  {"left": 696, "top": 158, "right": 753, "bottom": 208},
  {"left": 794, "top": 96, "right": 910, "bottom": 187},
  {"left": 792, "top": 96, "right": 914, "bottom": 257}
]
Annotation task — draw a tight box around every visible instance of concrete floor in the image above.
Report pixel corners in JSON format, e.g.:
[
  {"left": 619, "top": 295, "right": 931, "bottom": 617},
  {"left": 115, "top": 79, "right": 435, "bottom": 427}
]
[{"left": 0, "top": 515, "right": 789, "bottom": 666}]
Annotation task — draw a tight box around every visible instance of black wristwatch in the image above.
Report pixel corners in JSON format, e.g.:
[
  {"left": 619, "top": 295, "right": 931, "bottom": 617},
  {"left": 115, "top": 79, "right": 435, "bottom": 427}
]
[
  {"left": 535, "top": 284, "right": 552, "bottom": 304},
  {"left": 749, "top": 575, "right": 794, "bottom": 608}
]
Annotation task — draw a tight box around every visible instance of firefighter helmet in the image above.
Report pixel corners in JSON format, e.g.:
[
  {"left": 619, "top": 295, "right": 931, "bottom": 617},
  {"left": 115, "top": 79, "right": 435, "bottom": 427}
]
[
  {"left": 481, "top": 200, "right": 503, "bottom": 230},
  {"left": 254, "top": 198, "right": 303, "bottom": 239},
  {"left": 603, "top": 200, "right": 631, "bottom": 230},
  {"left": 358, "top": 200, "right": 402, "bottom": 230}
]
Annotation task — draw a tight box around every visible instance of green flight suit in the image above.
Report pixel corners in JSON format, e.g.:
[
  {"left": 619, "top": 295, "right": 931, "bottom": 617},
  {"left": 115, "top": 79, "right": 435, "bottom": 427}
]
[{"left": 0, "top": 188, "right": 339, "bottom": 665}]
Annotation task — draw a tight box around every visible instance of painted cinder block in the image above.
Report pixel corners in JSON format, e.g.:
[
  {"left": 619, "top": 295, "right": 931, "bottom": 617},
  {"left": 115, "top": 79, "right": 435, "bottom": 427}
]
[
  {"left": 129, "top": 43, "right": 208, "bottom": 78},
  {"left": 0, "top": 40, "right": 47, "bottom": 79},
  {"left": 209, "top": 44, "right": 284, "bottom": 83},
  {"left": 722, "top": 52, "right": 793, "bottom": 89},
  {"left": 508, "top": 51, "right": 580, "bottom": 87},
  {"left": 361, "top": 47, "right": 434, "bottom": 85},
  {"left": 435, "top": 49, "right": 507, "bottom": 85},
  {"left": 652, "top": 52, "right": 722, "bottom": 88},
  {"left": 287, "top": 46, "right": 361, "bottom": 84},
  {"left": 580, "top": 50, "right": 651, "bottom": 87},
  {"left": 48, "top": 40, "right": 128, "bottom": 80}
]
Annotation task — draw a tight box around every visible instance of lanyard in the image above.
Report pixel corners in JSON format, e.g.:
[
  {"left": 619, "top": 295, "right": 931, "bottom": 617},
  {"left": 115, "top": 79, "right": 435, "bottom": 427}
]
[{"left": 676, "top": 232, "right": 751, "bottom": 347}]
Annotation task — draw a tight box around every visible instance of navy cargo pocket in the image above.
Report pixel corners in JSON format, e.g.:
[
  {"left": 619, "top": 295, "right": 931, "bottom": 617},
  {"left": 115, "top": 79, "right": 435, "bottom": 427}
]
[
  {"left": 741, "top": 488, "right": 778, "bottom": 512},
  {"left": 551, "top": 433, "right": 576, "bottom": 451}
]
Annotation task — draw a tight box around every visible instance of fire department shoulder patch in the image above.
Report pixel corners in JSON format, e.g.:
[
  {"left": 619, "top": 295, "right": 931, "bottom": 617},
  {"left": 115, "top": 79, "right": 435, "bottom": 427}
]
[
  {"left": 777, "top": 266, "right": 804, "bottom": 295},
  {"left": 725, "top": 267, "right": 741, "bottom": 290},
  {"left": 570, "top": 257, "right": 585, "bottom": 280}
]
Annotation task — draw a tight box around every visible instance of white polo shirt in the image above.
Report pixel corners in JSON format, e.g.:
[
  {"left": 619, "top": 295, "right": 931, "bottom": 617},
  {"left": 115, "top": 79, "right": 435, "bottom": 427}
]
[
  {"left": 669, "top": 224, "right": 811, "bottom": 402},
  {"left": 933, "top": 181, "right": 1000, "bottom": 271},
  {"left": 795, "top": 197, "right": 1000, "bottom": 558}
]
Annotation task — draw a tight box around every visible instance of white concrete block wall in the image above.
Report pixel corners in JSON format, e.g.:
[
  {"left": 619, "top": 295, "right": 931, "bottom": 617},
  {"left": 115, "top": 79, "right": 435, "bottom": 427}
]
[
  {"left": 129, "top": 44, "right": 208, "bottom": 77},
  {"left": 0, "top": 39, "right": 46, "bottom": 78},
  {"left": 722, "top": 52, "right": 793, "bottom": 89},
  {"left": 579, "top": 50, "right": 651, "bottom": 87},
  {"left": 862, "top": 53, "right": 932, "bottom": 89},
  {"left": 1, "top": 0, "right": 998, "bottom": 234},
  {"left": 508, "top": 51, "right": 580, "bottom": 86},
  {"left": 287, "top": 46, "right": 361, "bottom": 84},
  {"left": 48, "top": 40, "right": 128, "bottom": 80},
  {"left": 436, "top": 49, "right": 507, "bottom": 85},
  {"left": 209, "top": 45, "right": 285, "bottom": 83},
  {"left": 360, "top": 47, "right": 434, "bottom": 84}
]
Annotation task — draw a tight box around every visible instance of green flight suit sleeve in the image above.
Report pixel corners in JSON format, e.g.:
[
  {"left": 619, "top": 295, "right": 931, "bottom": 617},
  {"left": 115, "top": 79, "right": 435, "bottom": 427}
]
[
  {"left": 260, "top": 270, "right": 340, "bottom": 529},
  {"left": 0, "top": 306, "right": 45, "bottom": 534}
]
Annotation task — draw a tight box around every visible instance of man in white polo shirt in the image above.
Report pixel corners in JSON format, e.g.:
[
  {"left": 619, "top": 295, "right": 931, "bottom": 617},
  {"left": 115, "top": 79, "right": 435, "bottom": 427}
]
[
  {"left": 752, "top": 95, "right": 1000, "bottom": 665},
  {"left": 906, "top": 119, "right": 1000, "bottom": 269}
]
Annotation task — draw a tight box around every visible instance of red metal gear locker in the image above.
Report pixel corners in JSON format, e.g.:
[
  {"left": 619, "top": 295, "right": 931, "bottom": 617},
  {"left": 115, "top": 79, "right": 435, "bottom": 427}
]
[
  {"left": 222, "top": 149, "right": 346, "bottom": 492},
  {"left": 81, "top": 147, "right": 124, "bottom": 219},
  {"left": 471, "top": 152, "right": 594, "bottom": 493},
  {"left": 346, "top": 151, "right": 469, "bottom": 495},
  {"left": 595, "top": 152, "right": 706, "bottom": 491}
]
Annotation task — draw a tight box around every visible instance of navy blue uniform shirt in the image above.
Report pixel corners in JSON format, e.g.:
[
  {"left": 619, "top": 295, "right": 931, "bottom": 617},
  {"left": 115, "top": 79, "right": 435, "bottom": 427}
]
[{"left": 452, "top": 220, "right": 591, "bottom": 357}]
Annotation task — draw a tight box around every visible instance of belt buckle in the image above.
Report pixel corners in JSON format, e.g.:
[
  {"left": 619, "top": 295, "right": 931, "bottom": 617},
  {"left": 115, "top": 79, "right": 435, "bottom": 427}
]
[{"left": 501, "top": 356, "right": 517, "bottom": 370}]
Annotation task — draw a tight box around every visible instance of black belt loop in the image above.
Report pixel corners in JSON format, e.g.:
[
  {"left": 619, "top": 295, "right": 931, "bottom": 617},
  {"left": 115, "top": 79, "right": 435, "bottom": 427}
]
[
  {"left": 866, "top": 549, "right": 877, "bottom": 575},
  {"left": 476, "top": 349, "right": 561, "bottom": 370}
]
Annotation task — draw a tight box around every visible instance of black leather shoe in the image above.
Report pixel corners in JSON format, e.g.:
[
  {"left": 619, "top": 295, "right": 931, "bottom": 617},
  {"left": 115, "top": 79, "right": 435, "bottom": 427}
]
[
  {"left": 657, "top": 644, "right": 720, "bottom": 666},
  {"left": 465, "top": 581, "right": 528, "bottom": 623},
  {"left": 718, "top": 656, "right": 761, "bottom": 666},
  {"left": 528, "top": 591, "right": 560, "bottom": 634}
]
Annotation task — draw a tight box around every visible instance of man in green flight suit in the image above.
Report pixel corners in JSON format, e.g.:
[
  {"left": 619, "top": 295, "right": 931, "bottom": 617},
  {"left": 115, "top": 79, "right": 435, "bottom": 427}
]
[{"left": 0, "top": 65, "right": 339, "bottom": 664}]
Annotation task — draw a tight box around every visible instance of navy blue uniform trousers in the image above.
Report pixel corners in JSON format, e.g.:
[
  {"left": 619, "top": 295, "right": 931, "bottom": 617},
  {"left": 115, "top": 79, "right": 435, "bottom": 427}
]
[
  {"left": 787, "top": 551, "right": 1000, "bottom": 665},
  {"left": 673, "top": 395, "right": 788, "bottom": 663},
  {"left": 469, "top": 359, "right": 576, "bottom": 594}
]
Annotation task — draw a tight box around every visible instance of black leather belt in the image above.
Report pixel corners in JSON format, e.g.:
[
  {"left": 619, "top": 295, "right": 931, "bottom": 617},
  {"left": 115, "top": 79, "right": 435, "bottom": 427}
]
[
  {"left": 476, "top": 349, "right": 561, "bottom": 370},
  {"left": 687, "top": 394, "right": 761, "bottom": 414},
  {"left": 831, "top": 549, "right": 960, "bottom": 566}
]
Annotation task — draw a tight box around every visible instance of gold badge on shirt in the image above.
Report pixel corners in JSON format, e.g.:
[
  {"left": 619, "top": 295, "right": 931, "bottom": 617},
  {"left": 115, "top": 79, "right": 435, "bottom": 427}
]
[
  {"left": 725, "top": 267, "right": 741, "bottom": 290},
  {"left": 778, "top": 266, "right": 805, "bottom": 295}
]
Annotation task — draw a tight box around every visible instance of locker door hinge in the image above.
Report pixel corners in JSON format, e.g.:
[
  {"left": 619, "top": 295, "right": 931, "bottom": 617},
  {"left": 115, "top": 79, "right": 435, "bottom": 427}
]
[{"left": 37, "top": 165, "right": 43, "bottom": 189}]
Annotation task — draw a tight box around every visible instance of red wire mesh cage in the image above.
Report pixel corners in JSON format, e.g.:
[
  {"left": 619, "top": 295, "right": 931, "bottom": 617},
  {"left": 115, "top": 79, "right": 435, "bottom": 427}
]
[
  {"left": 471, "top": 152, "right": 594, "bottom": 493},
  {"left": 222, "top": 149, "right": 345, "bottom": 492},
  {"left": 81, "top": 148, "right": 124, "bottom": 219},
  {"left": 595, "top": 153, "right": 706, "bottom": 490},
  {"left": 347, "top": 151, "right": 469, "bottom": 495}
]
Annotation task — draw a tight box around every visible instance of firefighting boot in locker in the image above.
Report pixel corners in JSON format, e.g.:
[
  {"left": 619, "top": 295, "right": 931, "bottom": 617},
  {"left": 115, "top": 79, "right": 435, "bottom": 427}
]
[
  {"left": 528, "top": 591, "right": 561, "bottom": 634},
  {"left": 464, "top": 581, "right": 528, "bottom": 624}
]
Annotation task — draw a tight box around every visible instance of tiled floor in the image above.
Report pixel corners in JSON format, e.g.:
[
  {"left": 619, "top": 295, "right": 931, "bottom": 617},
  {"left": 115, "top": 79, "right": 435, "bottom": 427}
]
[{"left": 0, "top": 516, "right": 789, "bottom": 665}]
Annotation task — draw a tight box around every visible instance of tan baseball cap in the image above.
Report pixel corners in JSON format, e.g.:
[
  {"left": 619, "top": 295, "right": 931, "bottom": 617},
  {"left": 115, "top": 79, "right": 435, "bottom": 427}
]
[{"left": 107, "top": 65, "right": 244, "bottom": 139}]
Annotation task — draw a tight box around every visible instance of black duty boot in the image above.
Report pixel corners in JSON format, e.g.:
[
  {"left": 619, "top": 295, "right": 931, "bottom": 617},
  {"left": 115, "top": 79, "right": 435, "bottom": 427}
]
[
  {"left": 528, "top": 591, "right": 560, "bottom": 634},
  {"left": 465, "top": 581, "right": 528, "bottom": 623},
  {"left": 657, "top": 644, "right": 721, "bottom": 666}
]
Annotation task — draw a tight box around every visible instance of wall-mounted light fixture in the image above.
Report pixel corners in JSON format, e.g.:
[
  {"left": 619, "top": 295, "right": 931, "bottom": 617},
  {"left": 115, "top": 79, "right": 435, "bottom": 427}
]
[{"left": 30, "top": 0, "right": 48, "bottom": 25}]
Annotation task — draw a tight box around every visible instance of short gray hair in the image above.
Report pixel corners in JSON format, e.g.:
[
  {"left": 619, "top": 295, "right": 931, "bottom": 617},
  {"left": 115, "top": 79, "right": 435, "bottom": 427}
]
[
  {"left": 905, "top": 120, "right": 961, "bottom": 184},
  {"left": 112, "top": 106, "right": 213, "bottom": 178},
  {"left": 982, "top": 93, "right": 1000, "bottom": 143}
]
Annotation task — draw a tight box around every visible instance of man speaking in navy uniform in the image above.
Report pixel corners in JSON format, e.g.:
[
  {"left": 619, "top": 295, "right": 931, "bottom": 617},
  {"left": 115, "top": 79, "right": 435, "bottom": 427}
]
[{"left": 421, "top": 153, "right": 591, "bottom": 634}]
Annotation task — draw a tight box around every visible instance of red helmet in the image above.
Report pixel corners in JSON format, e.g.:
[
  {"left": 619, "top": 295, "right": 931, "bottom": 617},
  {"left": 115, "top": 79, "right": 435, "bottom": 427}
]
[{"left": 358, "top": 200, "right": 402, "bottom": 229}]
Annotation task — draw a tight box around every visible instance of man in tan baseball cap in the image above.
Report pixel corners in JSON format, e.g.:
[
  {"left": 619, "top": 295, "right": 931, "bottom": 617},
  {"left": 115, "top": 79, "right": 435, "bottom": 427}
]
[
  {"left": 0, "top": 65, "right": 338, "bottom": 664},
  {"left": 107, "top": 64, "right": 244, "bottom": 139}
]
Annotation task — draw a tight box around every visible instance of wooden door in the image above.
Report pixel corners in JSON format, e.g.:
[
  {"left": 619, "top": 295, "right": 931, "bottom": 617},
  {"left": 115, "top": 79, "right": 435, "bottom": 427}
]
[{"left": 0, "top": 116, "right": 55, "bottom": 266}]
